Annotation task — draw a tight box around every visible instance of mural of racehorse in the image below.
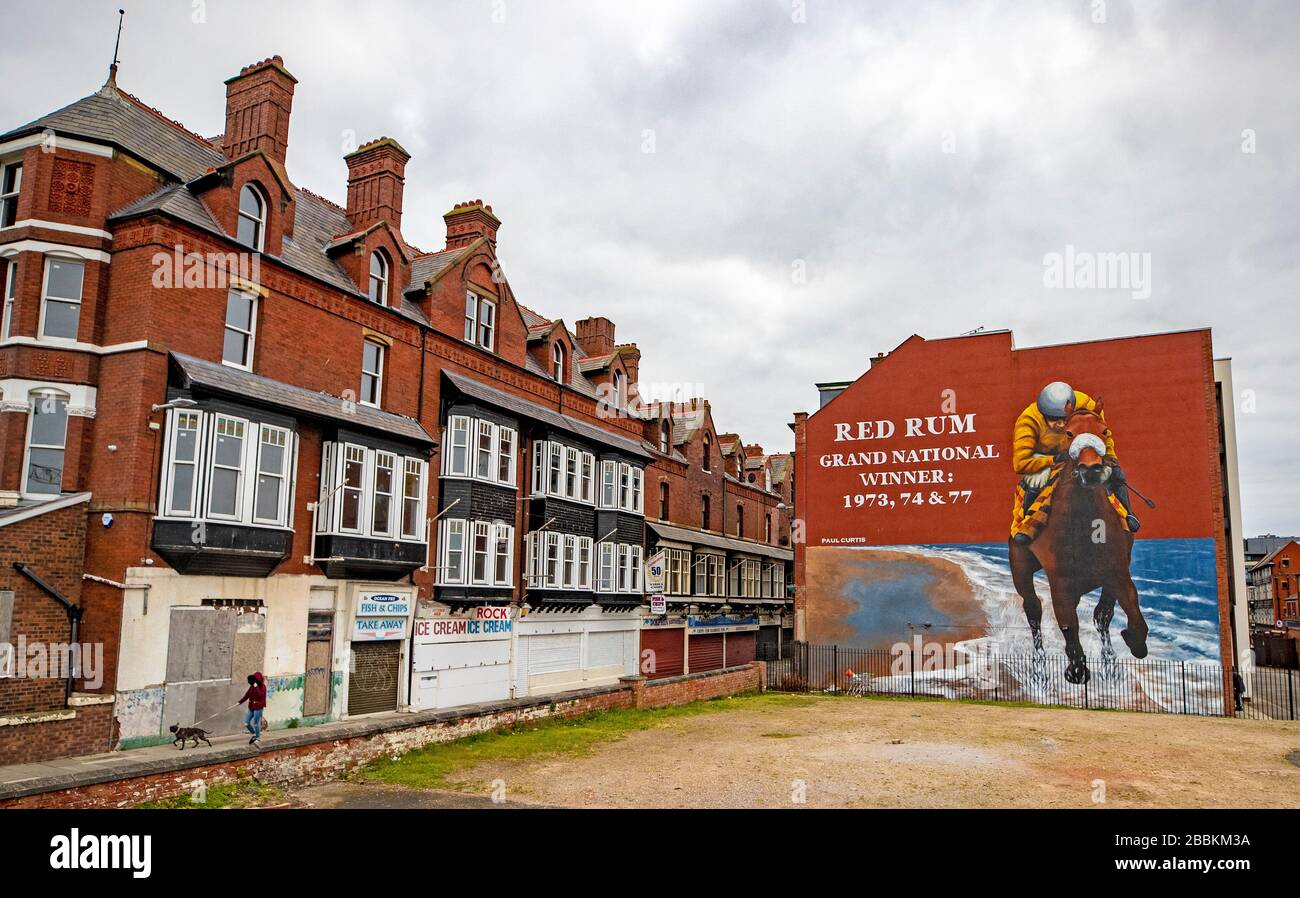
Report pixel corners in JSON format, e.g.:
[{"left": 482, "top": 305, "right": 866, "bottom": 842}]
[{"left": 1008, "top": 402, "right": 1149, "bottom": 684}]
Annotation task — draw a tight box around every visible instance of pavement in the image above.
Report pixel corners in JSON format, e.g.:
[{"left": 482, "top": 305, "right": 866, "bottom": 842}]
[{"left": 0, "top": 684, "right": 622, "bottom": 801}]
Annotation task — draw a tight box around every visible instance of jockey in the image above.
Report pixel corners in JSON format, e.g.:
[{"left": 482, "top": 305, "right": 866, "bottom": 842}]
[{"left": 1011, "top": 381, "right": 1140, "bottom": 544}]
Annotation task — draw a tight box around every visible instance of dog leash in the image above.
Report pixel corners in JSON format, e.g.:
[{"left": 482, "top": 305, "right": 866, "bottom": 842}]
[{"left": 188, "top": 701, "right": 242, "bottom": 728}]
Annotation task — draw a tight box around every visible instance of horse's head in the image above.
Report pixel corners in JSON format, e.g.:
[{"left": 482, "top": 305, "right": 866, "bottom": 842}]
[{"left": 1064, "top": 400, "right": 1111, "bottom": 489}]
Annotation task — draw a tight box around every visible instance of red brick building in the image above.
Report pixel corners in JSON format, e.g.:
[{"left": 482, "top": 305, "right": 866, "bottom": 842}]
[{"left": 0, "top": 57, "right": 791, "bottom": 762}]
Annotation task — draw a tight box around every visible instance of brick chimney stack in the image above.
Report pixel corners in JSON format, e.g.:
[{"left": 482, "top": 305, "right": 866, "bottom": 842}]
[
  {"left": 345, "top": 138, "right": 410, "bottom": 230},
  {"left": 222, "top": 56, "right": 297, "bottom": 163},
  {"left": 744, "top": 443, "right": 765, "bottom": 458},
  {"left": 575, "top": 317, "right": 616, "bottom": 357},
  {"left": 444, "top": 200, "right": 500, "bottom": 250}
]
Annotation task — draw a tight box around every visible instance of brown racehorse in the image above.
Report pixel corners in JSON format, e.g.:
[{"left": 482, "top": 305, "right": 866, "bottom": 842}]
[{"left": 1008, "top": 402, "right": 1149, "bottom": 684}]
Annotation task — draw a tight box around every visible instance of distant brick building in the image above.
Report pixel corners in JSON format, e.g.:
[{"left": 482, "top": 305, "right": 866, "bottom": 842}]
[{"left": 0, "top": 57, "right": 791, "bottom": 761}]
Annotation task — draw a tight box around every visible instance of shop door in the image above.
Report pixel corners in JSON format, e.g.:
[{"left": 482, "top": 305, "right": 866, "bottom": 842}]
[
  {"left": 640, "top": 628, "right": 684, "bottom": 679},
  {"left": 725, "top": 631, "right": 756, "bottom": 668},
  {"left": 347, "top": 640, "right": 401, "bottom": 716},
  {"left": 303, "top": 611, "right": 334, "bottom": 718},
  {"left": 688, "top": 633, "right": 724, "bottom": 673}
]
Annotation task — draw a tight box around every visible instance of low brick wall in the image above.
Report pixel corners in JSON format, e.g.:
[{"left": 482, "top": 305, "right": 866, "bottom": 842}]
[
  {"left": 0, "top": 699, "right": 115, "bottom": 765},
  {"left": 0, "top": 663, "right": 762, "bottom": 809}
]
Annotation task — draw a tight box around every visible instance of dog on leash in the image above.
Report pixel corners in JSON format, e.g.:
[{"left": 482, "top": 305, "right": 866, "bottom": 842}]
[{"left": 169, "top": 723, "right": 213, "bottom": 750}]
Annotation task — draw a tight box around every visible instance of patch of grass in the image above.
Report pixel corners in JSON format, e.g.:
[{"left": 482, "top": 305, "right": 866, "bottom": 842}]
[
  {"left": 361, "top": 691, "right": 816, "bottom": 790},
  {"left": 136, "top": 777, "right": 285, "bottom": 809}
]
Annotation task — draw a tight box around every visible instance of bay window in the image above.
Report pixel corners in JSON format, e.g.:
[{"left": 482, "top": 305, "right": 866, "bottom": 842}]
[
  {"left": 158, "top": 408, "right": 297, "bottom": 528},
  {"left": 441, "top": 519, "right": 466, "bottom": 584},
  {"left": 472, "top": 521, "right": 491, "bottom": 584},
  {"left": 444, "top": 414, "right": 516, "bottom": 487},
  {"left": 317, "top": 441, "right": 427, "bottom": 541},
  {"left": 598, "top": 542, "right": 616, "bottom": 593},
  {"left": 530, "top": 439, "right": 597, "bottom": 504},
  {"left": 665, "top": 547, "right": 690, "bottom": 595},
  {"left": 526, "top": 532, "right": 593, "bottom": 591},
  {"left": 596, "top": 461, "right": 645, "bottom": 514}
]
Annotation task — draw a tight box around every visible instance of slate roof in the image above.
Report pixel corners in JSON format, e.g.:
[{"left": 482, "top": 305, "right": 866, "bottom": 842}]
[
  {"left": 443, "top": 370, "right": 648, "bottom": 458},
  {"left": 170, "top": 352, "right": 434, "bottom": 445},
  {"left": 647, "top": 521, "right": 792, "bottom": 561},
  {"left": 1, "top": 84, "right": 225, "bottom": 181}
]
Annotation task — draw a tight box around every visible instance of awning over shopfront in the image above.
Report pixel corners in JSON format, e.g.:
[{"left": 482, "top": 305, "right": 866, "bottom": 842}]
[{"left": 647, "top": 521, "right": 793, "bottom": 561}]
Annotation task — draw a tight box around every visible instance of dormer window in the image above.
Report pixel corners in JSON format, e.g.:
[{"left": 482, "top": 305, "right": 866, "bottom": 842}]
[
  {"left": 659, "top": 419, "right": 670, "bottom": 453},
  {"left": 237, "top": 184, "right": 266, "bottom": 251},
  {"left": 368, "top": 251, "right": 389, "bottom": 305},
  {"left": 702, "top": 432, "right": 712, "bottom": 472},
  {"left": 552, "top": 341, "right": 566, "bottom": 382},
  {"left": 464, "top": 291, "right": 496, "bottom": 351},
  {"left": 612, "top": 370, "right": 625, "bottom": 409},
  {"left": 0, "top": 161, "right": 21, "bottom": 228}
]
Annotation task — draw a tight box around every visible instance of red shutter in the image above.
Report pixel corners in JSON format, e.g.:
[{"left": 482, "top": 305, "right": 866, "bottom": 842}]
[
  {"left": 689, "top": 633, "right": 724, "bottom": 672},
  {"left": 724, "top": 631, "right": 755, "bottom": 668},
  {"left": 640, "top": 628, "right": 685, "bottom": 679}
]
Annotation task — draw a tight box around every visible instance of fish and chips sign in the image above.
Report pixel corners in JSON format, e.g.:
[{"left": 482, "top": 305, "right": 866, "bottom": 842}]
[{"left": 353, "top": 590, "right": 413, "bottom": 641}]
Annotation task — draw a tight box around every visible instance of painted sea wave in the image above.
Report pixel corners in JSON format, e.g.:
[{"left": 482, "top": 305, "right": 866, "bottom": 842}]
[{"left": 849, "top": 539, "right": 1223, "bottom": 712}]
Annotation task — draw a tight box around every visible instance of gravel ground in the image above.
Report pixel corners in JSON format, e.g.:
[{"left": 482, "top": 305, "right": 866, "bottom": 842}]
[{"left": 409, "top": 695, "right": 1300, "bottom": 809}]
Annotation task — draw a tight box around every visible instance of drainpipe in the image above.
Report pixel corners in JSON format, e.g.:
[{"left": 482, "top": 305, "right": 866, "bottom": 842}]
[{"left": 13, "top": 562, "right": 83, "bottom": 707}]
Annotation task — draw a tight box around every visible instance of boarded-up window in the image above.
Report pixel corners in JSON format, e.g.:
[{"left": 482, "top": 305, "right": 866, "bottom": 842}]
[{"left": 166, "top": 607, "right": 236, "bottom": 683}]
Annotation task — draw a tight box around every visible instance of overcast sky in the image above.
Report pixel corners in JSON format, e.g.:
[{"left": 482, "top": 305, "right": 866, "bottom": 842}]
[{"left": 4, "top": 1, "right": 1297, "bottom": 533}]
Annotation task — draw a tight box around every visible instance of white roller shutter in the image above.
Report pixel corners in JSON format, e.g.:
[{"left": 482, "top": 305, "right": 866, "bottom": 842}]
[
  {"left": 588, "top": 631, "right": 626, "bottom": 669},
  {"left": 527, "top": 633, "right": 581, "bottom": 675}
]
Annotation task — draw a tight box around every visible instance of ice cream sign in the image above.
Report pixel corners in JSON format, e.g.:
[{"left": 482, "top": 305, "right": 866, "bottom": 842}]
[{"left": 352, "top": 590, "right": 412, "bottom": 641}]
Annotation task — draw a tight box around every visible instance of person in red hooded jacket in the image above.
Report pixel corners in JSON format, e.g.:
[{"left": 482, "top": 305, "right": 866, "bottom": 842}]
[{"left": 238, "top": 672, "right": 267, "bottom": 746}]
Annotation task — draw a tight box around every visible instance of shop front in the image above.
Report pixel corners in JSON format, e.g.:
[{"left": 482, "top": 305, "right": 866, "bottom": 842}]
[
  {"left": 411, "top": 605, "right": 514, "bottom": 710},
  {"left": 639, "top": 613, "right": 687, "bottom": 678},
  {"left": 345, "top": 585, "right": 414, "bottom": 716},
  {"left": 687, "top": 613, "right": 759, "bottom": 672},
  {"left": 514, "top": 605, "right": 640, "bottom": 697}
]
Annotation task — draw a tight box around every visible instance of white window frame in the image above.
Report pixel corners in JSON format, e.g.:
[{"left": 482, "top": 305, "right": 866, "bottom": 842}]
[
  {"left": 370, "top": 450, "right": 397, "bottom": 537},
  {"left": 0, "top": 160, "right": 21, "bottom": 228},
  {"left": 544, "top": 531, "right": 561, "bottom": 588},
  {"left": 440, "top": 518, "right": 467, "bottom": 585},
  {"left": 204, "top": 414, "right": 248, "bottom": 521},
  {"left": 493, "top": 522, "right": 514, "bottom": 587},
  {"left": 37, "top": 255, "right": 84, "bottom": 343},
  {"left": 497, "top": 426, "right": 516, "bottom": 486},
  {"left": 547, "top": 442, "right": 563, "bottom": 495},
  {"left": 598, "top": 542, "right": 616, "bottom": 593},
  {"left": 464, "top": 291, "right": 496, "bottom": 351},
  {"left": 22, "top": 389, "right": 69, "bottom": 498},
  {"left": 565, "top": 446, "right": 579, "bottom": 498},
  {"left": 401, "top": 457, "right": 425, "bottom": 540},
  {"left": 475, "top": 419, "right": 496, "bottom": 480},
  {"left": 336, "top": 443, "right": 367, "bottom": 535},
  {"left": 163, "top": 408, "right": 205, "bottom": 517},
  {"left": 562, "top": 534, "right": 577, "bottom": 588},
  {"left": 2, "top": 258, "right": 16, "bottom": 339},
  {"left": 251, "top": 423, "right": 292, "bottom": 526},
  {"left": 552, "top": 341, "right": 566, "bottom": 382},
  {"left": 368, "top": 251, "right": 389, "bottom": 305},
  {"left": 237, "top": 184, "right": 266, "bottom": 252},
  {"left": 578, "top": 536, "right": 593, "bottom": 590},
  {"left": 222, "top": 288, "right": 257, "bottom": 371},
  {"left": 531, "top": 439, "right": 545, "bottom": 496},
  {"left": 360, "top": 339, "right": 384, "bottom": 407},
  {"left": 600, "top": 460, "right": 616, "bottom": 508},
  {"left": 445, "top": 415, "right": 471, "bottom": 477},
  {"left": 630, "top": 466, "right": 643, "bottom": 514},
  {"left": 580, "top": 452, "right": 594, "bottom": 503},
  {"left": 471, "top": 520, "right": 491, "bottom": 585}
]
